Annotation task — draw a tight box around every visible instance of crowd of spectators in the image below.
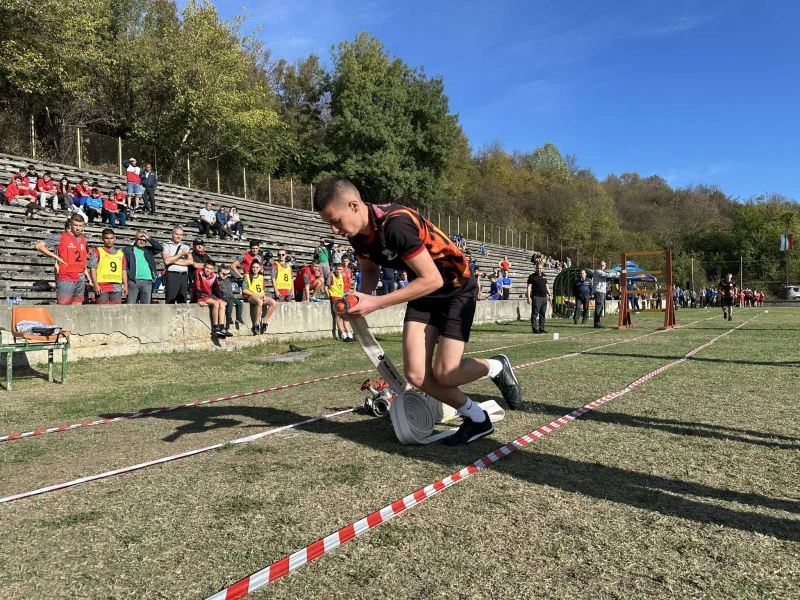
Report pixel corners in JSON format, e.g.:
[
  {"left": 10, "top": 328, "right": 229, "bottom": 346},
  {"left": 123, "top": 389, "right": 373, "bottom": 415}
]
[{"left": 1, "top": 162, "right": 158, "bottom": 225}]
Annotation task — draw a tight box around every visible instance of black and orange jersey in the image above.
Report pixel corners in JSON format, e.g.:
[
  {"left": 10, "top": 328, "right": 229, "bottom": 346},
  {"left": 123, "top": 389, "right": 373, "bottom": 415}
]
[
  {"left": 349, "top": 203, "right": 475, "bottom": 298},
  {"left": 718, "top": 279, "right": 736, "bottom": 297}
]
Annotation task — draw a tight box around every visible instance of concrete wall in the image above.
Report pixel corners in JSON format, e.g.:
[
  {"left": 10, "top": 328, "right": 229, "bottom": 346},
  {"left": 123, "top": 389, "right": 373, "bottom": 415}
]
[{"left": 0, "top": 300, "right": 527, "bottom": 364}]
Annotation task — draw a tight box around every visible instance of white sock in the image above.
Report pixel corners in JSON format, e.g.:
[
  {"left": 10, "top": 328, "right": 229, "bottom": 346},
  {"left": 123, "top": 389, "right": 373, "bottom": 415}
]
[
  {"left": 485, "top": 359, "right": 503, "bottom": 378},
  {"left": 457, "top": 398, "right": 486, "bottom": 423}
]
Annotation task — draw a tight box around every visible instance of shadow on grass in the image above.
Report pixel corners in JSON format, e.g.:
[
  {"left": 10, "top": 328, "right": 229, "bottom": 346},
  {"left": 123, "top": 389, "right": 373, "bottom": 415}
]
[{"left": 113, "top": 396, "right": 800, "bottom": 542}]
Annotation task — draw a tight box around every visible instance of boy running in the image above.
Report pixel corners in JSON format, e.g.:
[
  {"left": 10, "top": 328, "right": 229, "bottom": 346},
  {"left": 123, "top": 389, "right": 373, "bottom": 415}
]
[
  {"left": 314, "top": 178, "right": 523, "bottom": 446},
  {"left": 718, "top": 273, "right": 737, "bottom": 321}
]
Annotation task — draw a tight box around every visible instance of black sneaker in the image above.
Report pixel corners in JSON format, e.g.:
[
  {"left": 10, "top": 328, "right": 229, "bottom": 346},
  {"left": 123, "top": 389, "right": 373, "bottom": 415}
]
[
  {"left": 234, "top": 320, "right": 240, "bottom": 331},
  {"left": 252, "top": 325, "right": 260, "bottom": 336},
  {"left": 442, "top": 410, "right": 494, "bottom": 446},
  {"left": 490, "top": 354, "right": 523, "bottom": 410},
  {"left": 260, "top": 322, "right": 268, "bottom": 334},
  {"left": 222, "top": 327, "right": 234, "bottom": 338},
  {"left": 728, "top": 314, "right": 732, "bottom": 321}
]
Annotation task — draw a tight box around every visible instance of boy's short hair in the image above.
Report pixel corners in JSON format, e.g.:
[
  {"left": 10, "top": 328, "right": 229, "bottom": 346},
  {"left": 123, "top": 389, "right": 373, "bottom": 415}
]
[
  {"left": 312, "top": 177, "right": 361, "bottom": 212},
  {"left": 205, "top": 259, "right": 216, "bottom": 267},
  {"left": 333, "top": 262, "right": 343, "bottom": 268},
  {"left": 101, "top": 228, "right": 115, "bottom": 237}
]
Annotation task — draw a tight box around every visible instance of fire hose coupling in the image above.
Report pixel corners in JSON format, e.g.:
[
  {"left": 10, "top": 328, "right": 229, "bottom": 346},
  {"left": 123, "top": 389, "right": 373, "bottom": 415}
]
[
  {"left": 333, "top": 293, "right": 359, "bottom": 317},
  {"left": 361, "top": 378, "right": 392, "bottom": 418}
]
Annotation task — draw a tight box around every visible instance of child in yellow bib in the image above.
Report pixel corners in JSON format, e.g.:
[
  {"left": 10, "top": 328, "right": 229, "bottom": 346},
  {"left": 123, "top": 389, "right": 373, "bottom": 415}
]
[
  {"left": 271, "top": 250, "right": 293, "bottom": 303},
  {"left": 326, "top": 262, "right": 354, "bottom": 342},
  {"left": 242, "top": 260, "right": 276, "bottom": 336}
]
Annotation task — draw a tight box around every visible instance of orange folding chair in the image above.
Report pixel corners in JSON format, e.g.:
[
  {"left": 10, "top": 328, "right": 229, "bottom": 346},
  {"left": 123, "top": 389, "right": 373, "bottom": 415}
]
[{"left": 2, "top": 307, "right": 70, "bottom": 390}]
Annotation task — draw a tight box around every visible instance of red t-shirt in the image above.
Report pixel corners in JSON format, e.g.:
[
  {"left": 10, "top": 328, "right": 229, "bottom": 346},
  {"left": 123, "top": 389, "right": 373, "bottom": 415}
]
[
  {"left": 103, "top": 198, "right": 119, "bottom": 212},
  {"left": 112, "top": 191, "right": 126, "bottom": 204},
  {"left": 5, "top": 182, "right": 22, "bottom": 201},
  {"left": 37, "top": 178, "right": 55, "bottom": 193},
  {"left": 500, "top": 261, "right": 510, "bottom": 271},
  {"left": 74, "top": 184, "right": 90, "bottom": 198}
]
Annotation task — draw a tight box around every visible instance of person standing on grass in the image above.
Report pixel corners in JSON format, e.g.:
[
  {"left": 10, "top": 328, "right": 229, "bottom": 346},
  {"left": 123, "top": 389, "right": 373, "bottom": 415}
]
[
  {"left": 231, "top": 239, "right": 262, "bottom": 281},
  {"left": 193, "top": 259, "right": 232, "bottom": 338},
  {"left": 526, "top": 262, "right": 551, "bottom": 334},
  {"left": 326, "top": 262, "right": 355, "bottom": 342},
  {"left": 718, "top": 273, "right": 737, "bottom": 321},
  {"left": 88, "top": 228, "right": 128, "bottom": 304},
  {"left": 242, "top": 260, "right": 277, "bottom": 335},
  {"left": 314, "top": 177, "right": 523, "bottom": 446},
  {"left": 162, "top": 227, "right": 193, "bottom": 304},
  {"left": 123, "top": 230, "right": 162, "bottom": 305},
  {"left": 35, "top": 213, "right": 90, "bottom": 304},
  {"left": 271, "top": 248, "right": 294, "bottom": 302},
  {"left": 218, "top": 267, "right": 244, "bottom": 331},
  {"left": 592, "top": 260, "right": 619, "bottom": 328},
  {"left": 573, "top": 269, "right": 593, "bottom": 324}
]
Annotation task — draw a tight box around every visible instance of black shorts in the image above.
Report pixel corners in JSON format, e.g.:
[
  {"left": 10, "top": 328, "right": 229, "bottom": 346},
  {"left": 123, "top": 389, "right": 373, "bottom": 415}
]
[
  {"left": 722, "top": 295, "right": 734, "bottom": 307},
  {"left": 404, "top": 289, "right": 477, "bottom": 342}
]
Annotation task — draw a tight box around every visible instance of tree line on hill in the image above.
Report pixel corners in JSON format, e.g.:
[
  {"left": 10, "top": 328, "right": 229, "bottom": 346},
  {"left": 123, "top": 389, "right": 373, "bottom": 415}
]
[{"left": 1, "top": 0, "right": 798, "bottom": 292}]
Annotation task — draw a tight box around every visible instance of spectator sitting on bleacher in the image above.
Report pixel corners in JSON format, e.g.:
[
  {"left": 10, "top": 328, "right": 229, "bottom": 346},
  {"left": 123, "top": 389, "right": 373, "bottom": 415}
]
[
  {"left": 57, "top": 177, "right": 75, "bottom": 211},
  {"left": 11, "top": 165, "right": 28, "bottom": 189},
  {"left": 6, "top": 174, "right": 39, "bottom": 219},
  {"left": 37, "top": 171, "right": 58, "bottom": 211},
  {"left": 216, "top": 205, "right": 231, "bottom": 237},
  {"left": 480, "top": 243, "right": 486, "bottom": 256},
  {"left": 74, "top": 179, "right": 91, "bottom": 208},
  {"left": 25, "top": 164, "right": 38, "bottom": 191},
  {"left": 88, "top": 228, "right": 128, "bottom": 304},
  {"left": 123, "top": 157, "right": 142, "bottom": 211},
  {"left": 243, "top": 260, "right": 277, "bottom": 335},
  {"left": 189, "top": 238, "right": 210, "bottom": 291},
  {"left": 193, "top": 259, "right": 232, "bottom": 338},
  {"left": 293, "top": 258, "right": 323, "bottom": 302},
  {"left": 162, "top": 226, "right": 193, "bottom": 304},
  {"left": 488, "top": 275, "right": 502, "bottom": 301},
  {"left": 217, "top": 266, "right": 244, "bottom": 331},
  {"left": 123, "top": 230, "right": 162, "bottom": 304},
  {"left": 102, "top": 188, "right": 127, "bottom": 228},
  {"left": 271, "top": 248, "right": 293, "bottom": 302},
  {"left": 84, "top": 188, "right": 103, "bottom": 224},
  {"left": 35, "top": 213, "right": 89, "bottom": 305},
  {"left": 227, "top": 207, "right": 244, "bottom": 240},
  {"left": 332, "top": 244, "right": 345, "bottom": 264},
  {"left": 231, "top": 239, "right": 261, "bottom": 280},
  {"left": 199, "top": 201, "right": 228, "bottom": 238}
]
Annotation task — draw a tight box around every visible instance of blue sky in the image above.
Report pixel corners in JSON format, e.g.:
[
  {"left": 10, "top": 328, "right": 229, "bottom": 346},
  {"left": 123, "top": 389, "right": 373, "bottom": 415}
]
[{"left": 216, "top": 0, "right": 800, "bottom": 200}]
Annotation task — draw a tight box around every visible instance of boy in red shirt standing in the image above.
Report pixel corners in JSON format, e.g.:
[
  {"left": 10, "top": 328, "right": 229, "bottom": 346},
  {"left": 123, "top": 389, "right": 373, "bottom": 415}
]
[{"left": 35, "top": 213, "right": 91, "bottom": 304}]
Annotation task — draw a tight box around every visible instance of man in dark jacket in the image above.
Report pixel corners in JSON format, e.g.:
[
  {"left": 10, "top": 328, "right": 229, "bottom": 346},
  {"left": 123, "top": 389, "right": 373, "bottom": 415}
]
[
  {"left": 140, "top": 163, "right": 158, "bottom": 215},
  {"left": 123, "top": 230, "right": 163, "bottom": 304},
  {"left": 573, "top": 269, "right": 593, "bottom": 324},
  {"left": 380, "top": 266, "right": 397, "bottom": 295}
]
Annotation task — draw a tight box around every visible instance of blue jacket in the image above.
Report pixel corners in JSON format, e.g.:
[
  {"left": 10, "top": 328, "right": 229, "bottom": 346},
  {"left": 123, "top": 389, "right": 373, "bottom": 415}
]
[
  {"left": 574, "top": 278, "right": 593, "bottom": 297},
  {"left": 123, "top": 238, "right": 163, "bottom": 281},
  {"left": 140, "top": 169, "right": 158, "bottom": 189}
]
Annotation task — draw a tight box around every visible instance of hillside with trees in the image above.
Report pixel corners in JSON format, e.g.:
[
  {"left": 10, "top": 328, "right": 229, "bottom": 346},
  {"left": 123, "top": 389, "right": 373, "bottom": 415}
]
[{"left": 1, "top": 0, "right": 798, "bottom": 291}]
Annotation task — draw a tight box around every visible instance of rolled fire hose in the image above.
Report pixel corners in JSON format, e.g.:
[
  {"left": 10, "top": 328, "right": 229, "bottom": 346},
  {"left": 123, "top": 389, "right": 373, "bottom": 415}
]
[{"left": 333, "top": 295, "right": 505, "bottom": 445}]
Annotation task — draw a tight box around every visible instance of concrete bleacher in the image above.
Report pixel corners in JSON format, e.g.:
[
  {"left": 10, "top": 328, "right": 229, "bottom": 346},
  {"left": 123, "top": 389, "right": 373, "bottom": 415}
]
[{"left": 0, "top": 152, "right": 553, "bottom": 302}]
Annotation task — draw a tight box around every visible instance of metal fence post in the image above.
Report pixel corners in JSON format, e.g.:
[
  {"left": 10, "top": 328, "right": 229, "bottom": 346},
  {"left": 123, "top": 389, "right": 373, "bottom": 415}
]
[
  {"left": 437, "top": 212, "right": 441, "bottom": 228},
  {"left": 268, "top": 173, "right": 271, "bottom": 203},
  {"left": 76, "top": 127, "right": 82, "bottom": 169},
  {"left": 483, "top": 223, "right": 486, "bottom": 243},
  {"left": 243, "top": 167, "right": 247, "bottom": 199},
  {"left": 448, "top": 214, "right": 451, "bottom": 235},
  {"left": 118, "top": 137, "right": 123, "bottom": 176},
  {"left": 187, "top": 158, "right": 191, "bottom": 189},
  {"left": 290, "top": 177, "right": 294, "bottom": 208},
  {"left": 310, "top": 183, "right": 313, "bottom": 210},
  {"left": 30, "top": 115, "right": 36, "bottom": 159},
  {"left": 216, "top": 159, "right": 221, "bottom": 194}
]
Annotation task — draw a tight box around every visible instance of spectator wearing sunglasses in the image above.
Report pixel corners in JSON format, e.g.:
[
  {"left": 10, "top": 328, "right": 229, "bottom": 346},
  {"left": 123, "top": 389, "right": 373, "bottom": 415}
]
[
  {"left": 271, "top": 248, "right": 293, "bottom": 302},
  {"left": 123, "top": 230, "right": 163, "bottom": 304}
]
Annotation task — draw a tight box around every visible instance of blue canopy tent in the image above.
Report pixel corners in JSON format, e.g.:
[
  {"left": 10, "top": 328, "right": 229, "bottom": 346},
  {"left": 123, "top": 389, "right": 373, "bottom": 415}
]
[{"left": 610, "top": 261, "right": 658, "bottom": 283}]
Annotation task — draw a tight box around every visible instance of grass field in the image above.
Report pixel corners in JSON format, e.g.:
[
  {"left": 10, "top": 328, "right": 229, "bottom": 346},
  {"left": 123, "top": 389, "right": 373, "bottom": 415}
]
[{"left": 0, "top": 307, "right": 798, "bottom": 599}]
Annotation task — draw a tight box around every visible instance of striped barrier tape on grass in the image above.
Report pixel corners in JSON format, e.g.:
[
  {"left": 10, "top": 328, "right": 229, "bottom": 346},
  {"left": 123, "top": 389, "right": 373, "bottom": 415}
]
[
  {"left": 0, "top": 317, "right": 715, "bottom": 504},
  {"left": 204, "top": 314, "right": 757, "bottom": 600},
  {"left": 0, "top": 329, "right": 602, "bottom": 444}
]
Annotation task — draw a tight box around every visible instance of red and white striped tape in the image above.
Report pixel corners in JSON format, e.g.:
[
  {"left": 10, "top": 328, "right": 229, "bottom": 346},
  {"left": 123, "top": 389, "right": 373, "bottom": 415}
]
[
  {"left": 204, "top": 314, "right": 757, "bottom": 600},
  {"left": 0, "top": 317, "right": 713, "bottom": 504},
  {"left": 0, "top": 329, "right": 601, "bottom": 444}
]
